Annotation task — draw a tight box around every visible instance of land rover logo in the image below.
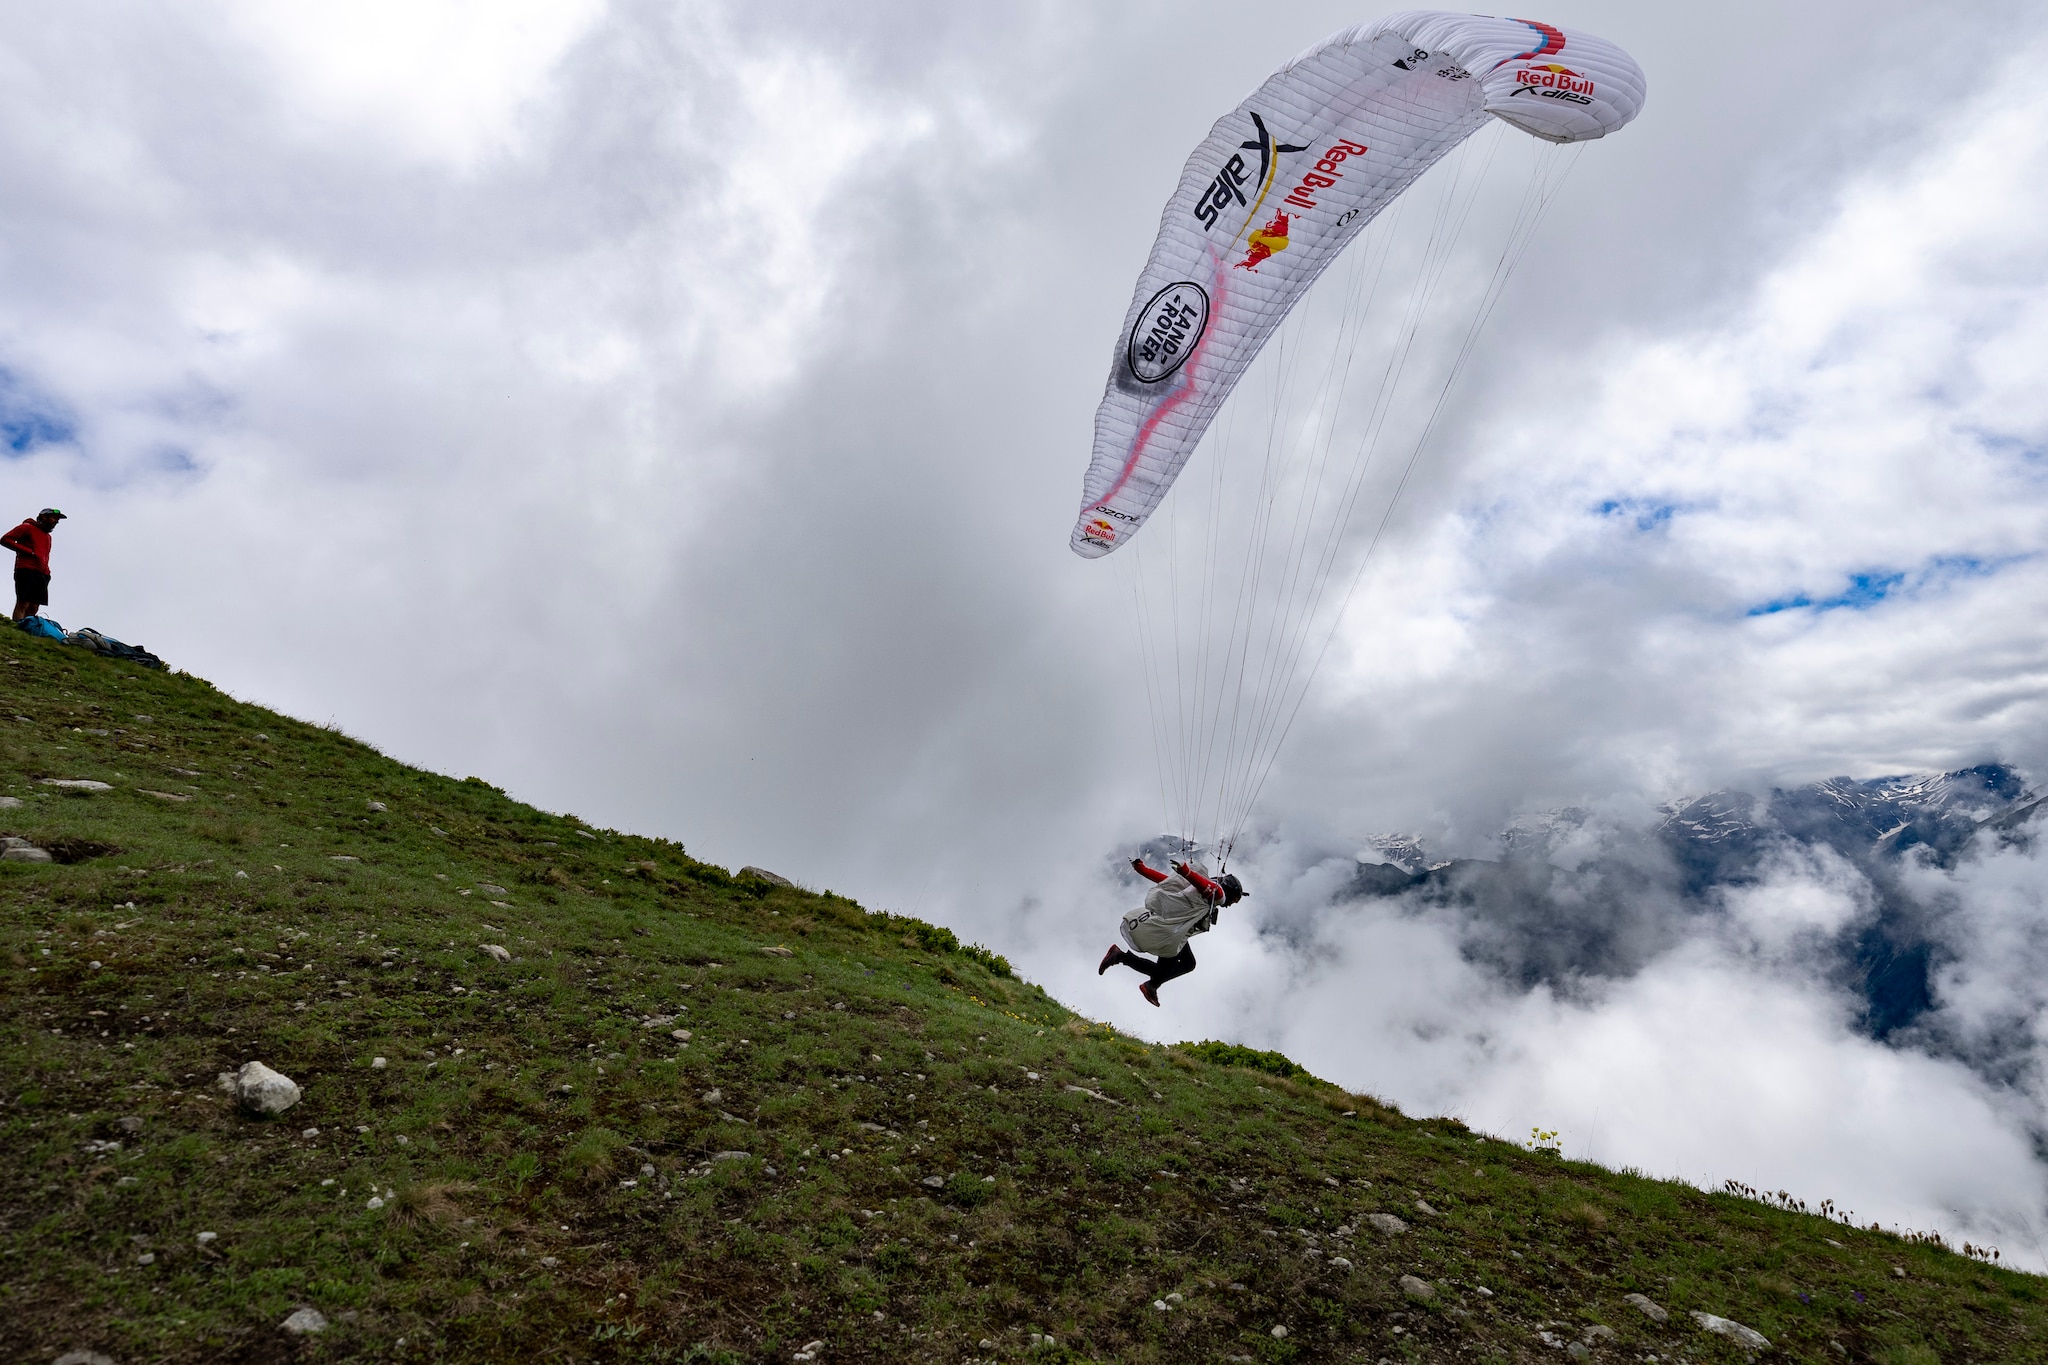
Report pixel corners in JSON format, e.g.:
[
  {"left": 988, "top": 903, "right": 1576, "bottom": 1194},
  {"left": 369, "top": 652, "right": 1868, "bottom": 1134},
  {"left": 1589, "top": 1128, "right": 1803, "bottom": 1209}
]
[{"left": 1126, "top": 281, "right": 1209, "bottom": 384}]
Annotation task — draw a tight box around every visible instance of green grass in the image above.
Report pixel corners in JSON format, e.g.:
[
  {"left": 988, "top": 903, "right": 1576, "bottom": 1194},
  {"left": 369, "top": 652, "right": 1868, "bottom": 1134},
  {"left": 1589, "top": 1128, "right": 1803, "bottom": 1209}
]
[{"left": 2, "top": 632, "right": 2043, "bottom": 1363}]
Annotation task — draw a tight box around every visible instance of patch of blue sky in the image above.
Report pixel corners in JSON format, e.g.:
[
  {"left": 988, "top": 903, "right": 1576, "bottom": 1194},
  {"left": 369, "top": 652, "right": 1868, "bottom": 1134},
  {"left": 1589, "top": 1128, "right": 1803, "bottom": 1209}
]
[
  {"left": 1595, "top": 497, "right": 1685, "bottom": 533},
  {"left": 0, "top": 366, "right": 75, "bottom": 455},
  {"left": 1746, "top": 554, "right": 2030, "bottom": 617}
]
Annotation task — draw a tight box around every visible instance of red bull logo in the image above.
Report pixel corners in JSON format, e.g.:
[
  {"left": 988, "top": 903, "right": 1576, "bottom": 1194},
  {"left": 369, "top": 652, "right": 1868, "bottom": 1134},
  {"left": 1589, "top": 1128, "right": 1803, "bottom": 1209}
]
[
  {"left": 1234, "top": 211, "right": 1289, "bottom": 271},
  {"left": 1283, "top": 138, "right": 1368, "bottom": 212},
  {"left": 1082, "top": 518, "right": 1118, "bottom": 545},
  {"left": 1513, "top": 63, "right": 1595, "bottom": 96}
]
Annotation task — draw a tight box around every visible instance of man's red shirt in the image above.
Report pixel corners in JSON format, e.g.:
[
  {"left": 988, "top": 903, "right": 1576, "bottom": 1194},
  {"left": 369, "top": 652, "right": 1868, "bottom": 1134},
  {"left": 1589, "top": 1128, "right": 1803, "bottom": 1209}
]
[{"left": 2, "top": 519, "right": 51, "bottom": 574}]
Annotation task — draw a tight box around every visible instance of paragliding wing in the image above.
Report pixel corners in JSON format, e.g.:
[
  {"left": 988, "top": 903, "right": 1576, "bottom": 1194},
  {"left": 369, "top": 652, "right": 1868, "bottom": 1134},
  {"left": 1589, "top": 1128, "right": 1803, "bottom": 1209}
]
[{"left": 1069, "top": 11, "right": 1645, "bottom": 557}]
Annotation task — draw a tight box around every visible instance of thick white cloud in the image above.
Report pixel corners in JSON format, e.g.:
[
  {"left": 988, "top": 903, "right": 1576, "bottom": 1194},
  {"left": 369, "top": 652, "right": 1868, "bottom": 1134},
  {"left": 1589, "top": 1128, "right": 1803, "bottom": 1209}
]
[{"left": 3, "top": 0, "right": 2047, "bottom": 1266}]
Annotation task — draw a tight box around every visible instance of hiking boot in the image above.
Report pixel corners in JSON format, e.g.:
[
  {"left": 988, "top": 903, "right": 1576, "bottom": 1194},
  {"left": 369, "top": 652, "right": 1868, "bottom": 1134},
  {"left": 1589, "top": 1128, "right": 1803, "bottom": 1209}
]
[
  {"left": 1098, "top": 945, "right": 1123, "bottom": 976},
  {"left": 1139, "top": 981, "right": 1160, "bottom": 1007}
]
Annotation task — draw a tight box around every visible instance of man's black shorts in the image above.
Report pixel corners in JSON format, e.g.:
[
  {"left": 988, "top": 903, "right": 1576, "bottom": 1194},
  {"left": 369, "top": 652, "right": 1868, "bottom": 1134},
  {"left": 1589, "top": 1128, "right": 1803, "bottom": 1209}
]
[{"left": 13, "top": 568, "right": 49, "bottom": 606}]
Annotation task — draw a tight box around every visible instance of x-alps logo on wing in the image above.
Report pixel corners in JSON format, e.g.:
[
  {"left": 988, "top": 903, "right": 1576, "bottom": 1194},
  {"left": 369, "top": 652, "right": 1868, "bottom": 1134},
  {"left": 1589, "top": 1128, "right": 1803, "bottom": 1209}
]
[{"left": 1192, "top": 112, "right": 1307, "bottom": 237}]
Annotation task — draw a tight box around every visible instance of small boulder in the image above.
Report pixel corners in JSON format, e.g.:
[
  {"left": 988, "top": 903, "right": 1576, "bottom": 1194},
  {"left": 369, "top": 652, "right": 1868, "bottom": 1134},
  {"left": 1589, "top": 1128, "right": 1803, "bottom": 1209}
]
[
  {"left": 711, "top": 1151, "right": 749, "bottom": 1163},
  {"left": 1414, "top": 1199, "right": 1440, "bottom": 1216},
  {"left": 233, "top": 1060, "right": 303, "bottom": 1116},
  {"left": 2, "top": 839, "right": 52, "bottom": 862},
  {"left": 1366, "top": 1212, "right": 1409, "bottom": 1235},
  {"left": 1691, "top": 1311, "right": 1770, "bottom": 1350},
  {"left": 0, "top": 795, "right": 21, "bottom": 809},
  {"left": 1583, "top": 1325, "right": 1616, "bottom": 1343},
  {"left": 1400, "top": 1274, "right": 1435, "bottom": 1301},
  {"left": 116, "top": 1116, "right": 144, "bottom": 1134},
  {"left": 479, "top": 943, "right": 511, "bottom": 962},
  {"left": 760, "top": 944, "right": 794, "bottom": 957},
  {"left": 1625, "top": 1293, "right": 1669, "bottom": 1324},
  {"left": 739, "top": 866, "right": 796, "bottom": 888},
  {"left": 40, "top": 778, "right": 112, "bottom": 791},
  {"left": 54, "top": 1353, "right": 117, "bottom": 1365},
  {"left": 366, "top": 800, "right": 387, "bottom": 812},
  {"left": 922, "top": 1175, "right": 944, "bottom": 1188},
  {"left": 280, "top": 1307, "right": 328, "bottom": 1335}
]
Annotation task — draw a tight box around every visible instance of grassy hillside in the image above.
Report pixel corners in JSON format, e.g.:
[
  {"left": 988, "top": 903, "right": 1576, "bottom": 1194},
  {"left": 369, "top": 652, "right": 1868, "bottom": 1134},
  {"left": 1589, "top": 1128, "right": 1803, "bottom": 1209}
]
[{"left": 2, "top": 634, "right": 2041, "bottom": 1365}]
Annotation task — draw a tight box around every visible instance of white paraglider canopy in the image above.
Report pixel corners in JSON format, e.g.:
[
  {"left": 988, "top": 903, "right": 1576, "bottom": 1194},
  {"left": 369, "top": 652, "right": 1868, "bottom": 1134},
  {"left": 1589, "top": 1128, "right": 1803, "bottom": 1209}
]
[{"left": 1072, "top": 12, "right": 1646, "bottom": 864}]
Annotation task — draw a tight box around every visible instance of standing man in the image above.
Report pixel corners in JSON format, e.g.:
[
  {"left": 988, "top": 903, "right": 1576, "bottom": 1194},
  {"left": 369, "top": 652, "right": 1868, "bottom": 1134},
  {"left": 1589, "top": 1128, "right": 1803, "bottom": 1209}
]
[{"left": 4, "top": 507, "right": 65, "bottom": 621}]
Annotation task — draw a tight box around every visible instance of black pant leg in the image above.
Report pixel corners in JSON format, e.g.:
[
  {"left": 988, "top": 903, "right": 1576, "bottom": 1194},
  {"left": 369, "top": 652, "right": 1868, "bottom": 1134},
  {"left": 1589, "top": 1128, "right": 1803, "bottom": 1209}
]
[{"left": 1147, "top": 944, "right": 1197, "bottom": 988}]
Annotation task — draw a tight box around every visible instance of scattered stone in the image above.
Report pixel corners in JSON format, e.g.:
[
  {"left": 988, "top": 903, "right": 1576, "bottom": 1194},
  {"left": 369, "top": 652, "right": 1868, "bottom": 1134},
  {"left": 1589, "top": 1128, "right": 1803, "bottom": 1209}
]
[
  {"left": 136, "top": 1252, "right": 154, "bottom": 1265},
  {"left": 1330, "top": 1256, "right": 1353, "bottom": 1268},
  {"left": 367, "top": 1196, "right": 385, "bottom": 1210},
  {"left": 1, "top": 842, "right": 52, "bottom": 863},
  {"left": 1567, "top": 1343, "right": 1591, "bottom": 1360},
  {"left": 739, "top": 866, "right": 796, "bottom": 887},
  {"left": 1691, "top": 1311, "right": 1771, "bottom": 1350},
  {"left": 1153, "top": 1299, "right": 1169, "bottom": 1311},
  {"left": 54, "top": 1352, "right": 117, "bottom": 1365},
  {"left": 1625, "top": 1293, "right": 1670, "bottom": 1324},
  {"left": 1415, "top": 1199, "right": 1440, "bottom": 1216},
  {"left": 922, "top": 1176, "right": 944, "bottom": 1188},
  {"left": 234, "top": 871, "right": 249, "bottom": 879},
  {"left": 329, "top": 855, "right": 358, "bottom": 863},
  {"left": 0, "top": 796, "right": 19, "bottom": 809},
  {"left": 40, "top": 778, "right": 112, "bottom": 791},
  {"left": 1366, "top": 1213, "right": 1409, "bottom": 1235},
  {"left": 232, "top": 1060, "right": 303, "bottom": 1116},
  {"left": 116, "top": 1115, "right": 143, "bottom": 1135},
  {"left": 1400, "top": 1275, "right": 1436, "bottom": 1301},
  {"left": 1823, "top": 1238, "right": 1845, "bottom": 1249},
  {"left": 479, "top": 943, "right": 511, "bottom": 962},
  {"left": 372, "top": 1057, "right": 387, "bottom": 1069},
  {"left": 1270, "top": 1325, "right": 1289, "bottom": 1339},
  {"left": 702, "top": 1088, "right": 722, "bottom": 1104},
  {"left": 477, "top": 883, "right": 507, "bottom": 895},
  {"left": 1891, "top": 1264, "right": 1907, "bottom": 1278},
  {"left": 280, "top": 1307, "right": 328, "bottom": 1335},
  {"left": 196, "top": 1232, "right": 217, "bottom": 1244},
  {"left": 712, "top": 1151, "right": 749, "bottom": 1162},
  {"left": 539, "top": 1256, "right": 560, "bottom": 1267},
  {"left": 761, "top": 945, "right": 794, "bottom": 957},
  {"left": 301, "top": 1127, "right": 319, "bottom": 1139},
  {"left": 1583, "top": 1325, "right": 1616, "bottom": 1343},
  {"left": 137, "top": 790, "right": 190, "bottom": 802},
  {"left": 671, "top": 1029, "right": 692, "bottom": 1041},
  {"left": 366, "top": 801, "right": 386, "bottom": 812}
]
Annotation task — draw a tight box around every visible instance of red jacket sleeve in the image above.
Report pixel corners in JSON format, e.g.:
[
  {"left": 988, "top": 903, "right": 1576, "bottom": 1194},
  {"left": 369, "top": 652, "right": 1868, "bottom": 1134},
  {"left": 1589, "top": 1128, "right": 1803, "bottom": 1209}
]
[
  {"left": 1132, "top": 859, "right": 1168, "bottom": 884},
  {"left": 1176, "top": 865, "right": 1223, "bottom": 900}
]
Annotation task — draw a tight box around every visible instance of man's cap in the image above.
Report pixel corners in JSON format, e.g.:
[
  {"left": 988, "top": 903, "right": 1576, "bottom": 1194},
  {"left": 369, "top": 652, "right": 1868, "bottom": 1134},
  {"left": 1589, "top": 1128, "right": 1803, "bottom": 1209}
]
[{"left": 38, "top": 508, "right": 65, "bottom": 520}]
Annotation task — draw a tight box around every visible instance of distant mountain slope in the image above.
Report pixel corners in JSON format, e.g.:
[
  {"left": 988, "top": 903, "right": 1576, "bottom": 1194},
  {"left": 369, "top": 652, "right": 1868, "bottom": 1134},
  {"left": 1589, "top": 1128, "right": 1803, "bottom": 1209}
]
[
  {"left": 2, "top": 635, "right": 2041, "bottom": 1363},
  {"left": 1342, "top": 766, "right": 2038, "bottom": 1038}
]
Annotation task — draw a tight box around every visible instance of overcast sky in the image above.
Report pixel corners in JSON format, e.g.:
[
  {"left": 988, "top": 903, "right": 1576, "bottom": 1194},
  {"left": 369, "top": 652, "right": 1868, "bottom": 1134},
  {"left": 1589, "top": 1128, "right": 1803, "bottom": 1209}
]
[{"left": 6, "top": 0, "right": 2048, "bottom": 1261}]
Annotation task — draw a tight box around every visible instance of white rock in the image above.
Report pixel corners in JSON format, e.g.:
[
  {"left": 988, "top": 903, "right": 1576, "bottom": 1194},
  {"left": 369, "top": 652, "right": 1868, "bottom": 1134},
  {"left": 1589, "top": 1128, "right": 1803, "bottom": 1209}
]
[
  {"left": 371, "top": 1057, "right": 387, "bottom": 1069},
  {"left": 922, "top": 1175, "right": 944, "bottom": 1188},
  {"left": 366, "top": 801, "right": 387, "bottom": 812},
  {"left": 1691, "top": 1311, "right": 1771, "bottom": 1350},
  {"left": 1415, "top": 1199, "right": 1440, "bottom": 1215},
  {"left": 740, "top": 865, "right": 796, "bottom": 887},
  {"left": 672, "top": 1029, "right": 692, "bottom": 1041},
  {"left": 367, "top": 1196, "right": 385, "bottom": 1210},
  {"left": 1400, "top": 1275, "right": 1435, "bottom": 1301},
  {"left": 477, "top": 883, "right": 508, "bottom": 894},
  {"left": 1270, "top": 1325, "right": 1289, "bottom": 1338},
  {"left": 1366, "top": 1212, "right": 1409, "bottom": 1235},
  {"left": 196, "top": 1231, "right": 217, "bottom": 1244},
  {"left": 479, "top": 943, "right": 511, "bottom": 962},
  {"left": 1625, "top": 1292, "right": 1669, "bottom": 1324},
  {"left": 1330, "top": 1256, "right": 1352, "bottom": 1268},
  {"left": 0, "top": 796, "right": 20, "bottom": 809},
  {"left": 702, "top": 1088, "right": 721, "bottom": 1103},
  {"left": 54, "top": 1352, "right": 117, "bottom": 1365},
  {"left": 280, "top": 1307, "right": 328, "bottom": 1335},
  {"left": 40, "top": 778, "right": 111, "bottom": 791},
  {"left": 233, "top": 1060, "right": 303, "bottom": 1116},
  {"left": 300, "top": 1127, "right": 319, "bottom": 1139},
  {"left": 2, "top": 845, "right": 52, "bottom": 863}
]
